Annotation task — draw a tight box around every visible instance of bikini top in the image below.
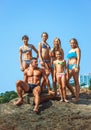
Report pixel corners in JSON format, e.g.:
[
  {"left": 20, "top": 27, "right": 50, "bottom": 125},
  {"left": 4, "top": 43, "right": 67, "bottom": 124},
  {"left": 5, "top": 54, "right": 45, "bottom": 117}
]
[
  {"left": 22, "top": 44, "right": 32, "bottom": 53},
  {"left": 56, "top": 60, "right": 65, "bottom": 66},
  {"left": 42, "top": 43, "right": 50, "bottom": 49},
  {"left": 67, "top": 51, "right": 77, "bottom": 59}
]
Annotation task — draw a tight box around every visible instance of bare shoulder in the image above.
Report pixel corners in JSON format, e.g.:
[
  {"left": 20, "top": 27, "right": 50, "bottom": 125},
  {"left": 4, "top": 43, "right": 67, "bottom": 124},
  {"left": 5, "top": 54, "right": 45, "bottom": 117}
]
[
  {"left": 24, "top": 68, "right": 28, "bottom": 75},
  {"left": 19, "top": 45, "right": 23, "bottom": 51},
  {"left": 38, "top": 42, "right": 42, "bottom": 46},
  {"left": 38, "top": 42, "right": 42, "bottom": 50},
  {"left": 53, "top": 60, "right": 57, "bottom": 65},
  {"left": 75, "top": 47, "right": 81, "bottom": 52},
  {"left": 29, "top": 44, "right": 33, "bottom": 47},
  {"left": 63, "top": 59, "right": 66, "bottom": 62}
]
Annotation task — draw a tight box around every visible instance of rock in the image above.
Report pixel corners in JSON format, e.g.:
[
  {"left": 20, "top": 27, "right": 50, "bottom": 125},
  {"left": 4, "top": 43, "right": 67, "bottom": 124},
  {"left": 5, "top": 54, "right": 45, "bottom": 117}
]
[
  {"left": 1, "top": 89, "right": 91, "bottom": 130},
  {"left": 19, "top": 90, "right": 60, "bottom": 104}
]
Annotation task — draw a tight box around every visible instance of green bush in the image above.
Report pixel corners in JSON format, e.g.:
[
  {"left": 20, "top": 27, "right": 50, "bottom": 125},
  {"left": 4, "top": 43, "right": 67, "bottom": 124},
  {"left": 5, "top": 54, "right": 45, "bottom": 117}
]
[{"left": 0, "top": 91, "right": 18, "bottom": 104}]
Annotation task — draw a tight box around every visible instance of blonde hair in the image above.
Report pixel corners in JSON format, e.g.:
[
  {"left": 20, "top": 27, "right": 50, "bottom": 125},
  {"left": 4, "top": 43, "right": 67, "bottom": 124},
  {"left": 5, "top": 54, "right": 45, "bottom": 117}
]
[
  {"left": 53, "top": 37, "right": 61, "bottom": 47},
  {"left": 70, "top": 38, "right": 79, "bottom": 48},
  {"left": 52, "top": 38, "right": 64, "bottom": 58}
]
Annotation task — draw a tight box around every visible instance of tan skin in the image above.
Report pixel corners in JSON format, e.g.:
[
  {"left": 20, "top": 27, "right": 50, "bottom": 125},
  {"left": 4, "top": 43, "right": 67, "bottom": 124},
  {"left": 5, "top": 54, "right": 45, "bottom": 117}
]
[
  {"left": 14, "top": 59, "right": 52, "bottom": 112},
  {"left": 19, "top": 37, "right": 38, "bottom": 71},
  {"left": 38, "top": 33, "right": 54, "bottom": 94},
  {"left": 38, "top": 33, "right": 51, "bottom": 74},
  {"left": 53, "top": 51, "right": 69, "bottom": 102},
  {"left": 50, "top": 38, "right": 64, "bottom": 95},
  {"left": 66, "top": 39, "right": 81, "bottom": 101}
]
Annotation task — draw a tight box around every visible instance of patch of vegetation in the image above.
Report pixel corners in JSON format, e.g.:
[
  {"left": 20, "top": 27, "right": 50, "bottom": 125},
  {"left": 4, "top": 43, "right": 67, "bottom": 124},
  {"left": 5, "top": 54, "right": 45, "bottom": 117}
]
[{"left": 0, "top": 91, "right": 18, "bottom": 104}]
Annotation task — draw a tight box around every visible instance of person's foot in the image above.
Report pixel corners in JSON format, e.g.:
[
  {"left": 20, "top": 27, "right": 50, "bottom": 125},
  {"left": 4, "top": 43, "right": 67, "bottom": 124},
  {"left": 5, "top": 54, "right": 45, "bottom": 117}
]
[
  {"left": 71, "top": 97, "right": 79, "bottom": 102},
  {"left": 56, "top": 91, "right": 60, "bottom": 97},
  {"left": 13, "top": 99, "right": 23, "bottom": 106},
  {"left": 48, "top": 90, "right": 55, "bottom": 95},
  {"left": 60, "top": 99, "right": 64, "bottom": 102},
  {"left": 64, "top": 99, "right": 69, "bottom": 103},
  {"left": 33, "top": 106, "right": 39, "bottom": 113}
]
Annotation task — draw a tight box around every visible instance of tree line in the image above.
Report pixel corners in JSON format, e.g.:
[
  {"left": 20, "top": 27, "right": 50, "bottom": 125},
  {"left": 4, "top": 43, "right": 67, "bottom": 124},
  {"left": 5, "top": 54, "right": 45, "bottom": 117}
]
[{"left": 0, "top": 91, "right": 18, "bottom": 104}]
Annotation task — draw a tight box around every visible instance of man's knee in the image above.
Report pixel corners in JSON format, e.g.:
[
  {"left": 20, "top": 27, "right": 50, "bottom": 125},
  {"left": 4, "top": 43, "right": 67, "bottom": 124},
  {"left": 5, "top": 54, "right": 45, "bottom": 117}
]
[
  {"left": 33, "top": 88, "right": 41, "bottom": 96},
  {"left": 16, "top": 80, "right": 22, "bottom": 87}
]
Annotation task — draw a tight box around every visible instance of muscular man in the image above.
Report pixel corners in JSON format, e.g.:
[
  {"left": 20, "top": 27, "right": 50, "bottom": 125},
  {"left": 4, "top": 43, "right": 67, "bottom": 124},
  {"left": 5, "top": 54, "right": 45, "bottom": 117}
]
[{"left": 14, "top": 58, "right": 52, "bottom": 112}]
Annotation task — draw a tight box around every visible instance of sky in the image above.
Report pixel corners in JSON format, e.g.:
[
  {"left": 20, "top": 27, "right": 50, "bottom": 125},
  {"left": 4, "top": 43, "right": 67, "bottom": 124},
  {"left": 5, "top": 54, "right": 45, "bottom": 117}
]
[{"left": 0, "top": 0, "right": 91, "bottom": 93}]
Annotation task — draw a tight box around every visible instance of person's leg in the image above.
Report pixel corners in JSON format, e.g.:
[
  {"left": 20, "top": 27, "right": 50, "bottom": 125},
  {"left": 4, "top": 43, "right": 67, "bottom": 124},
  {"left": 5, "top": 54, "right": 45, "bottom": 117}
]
[
  {"left": 61, "top": 75, "right": 69, "bottom": 102},
  {"left": 66, "top": 71, "right": 75, "bottom": 97},
  {"left": 45, "top": 69, "right": 55, "bottom": 95},
  {"left": 33, "top": 86, "right": 41, "bottom": 112},
  {"left": 51, "top": 69, "right": 57, "bottom": 96},
  {"left": 41, "top": 77, "right": 46, "bottom": 91},
  {"left": 23, "top": 61, "right": 29, "bottom": 70},
  {"left": 53, "top": 81, "right": 57, "bottom": 96},
  {"left": 73, "top": 69, "right": 80, "bottom": 101},
  {"left": 41, "top": 65, "right": 49, "bottom": 91},
  {"left": 14, "top": 80, "right": 30, "bottom": 105},
  {"left": 56, "top": 75, "right": 63, "bottom": 101}
]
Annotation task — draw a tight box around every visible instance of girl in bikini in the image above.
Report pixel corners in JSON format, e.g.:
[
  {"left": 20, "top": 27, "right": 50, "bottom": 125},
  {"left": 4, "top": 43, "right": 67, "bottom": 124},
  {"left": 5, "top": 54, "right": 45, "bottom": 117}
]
[
  {"left": 38, "top": 32, "right": 54, "bottom": 95},
  {"left": 53, "top": 51, "right": 69, "bottom": 102},
  {"left": 50, "top": 38, "right": 64, "bottom": 96},
  {"left": 19, "top": 35, "right": 38, "bottom": 71},
  {"left": 66, "top": 38, "right": 81, "bottom": 101}
]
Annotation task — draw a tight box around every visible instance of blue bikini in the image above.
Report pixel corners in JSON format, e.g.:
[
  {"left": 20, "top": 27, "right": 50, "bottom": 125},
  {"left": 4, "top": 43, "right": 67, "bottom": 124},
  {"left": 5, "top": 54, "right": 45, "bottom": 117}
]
[
  {"left": 42, "top": 43, "right": 50, "bottom": 49},
  {"left": 67, "top": 51, "right": 77, "bottom": 59},
  {"left": 40, "top": 43, "right": 50, "bottom": 64},
  {"left": 67, "top": 51, "right": 78, "bottom": 70},
  {"left": 24, "top": 60, "right": 31, "bottom": 65},
  {"left": 67, "top": 64, "right": 78, "bottom": 70}
]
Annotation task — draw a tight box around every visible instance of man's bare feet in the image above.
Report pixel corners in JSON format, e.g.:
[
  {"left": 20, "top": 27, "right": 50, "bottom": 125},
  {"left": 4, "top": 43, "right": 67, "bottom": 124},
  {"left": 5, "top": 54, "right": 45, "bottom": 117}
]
[{"left": 13, "top": 99, "right": 23, "bottom": 106}]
